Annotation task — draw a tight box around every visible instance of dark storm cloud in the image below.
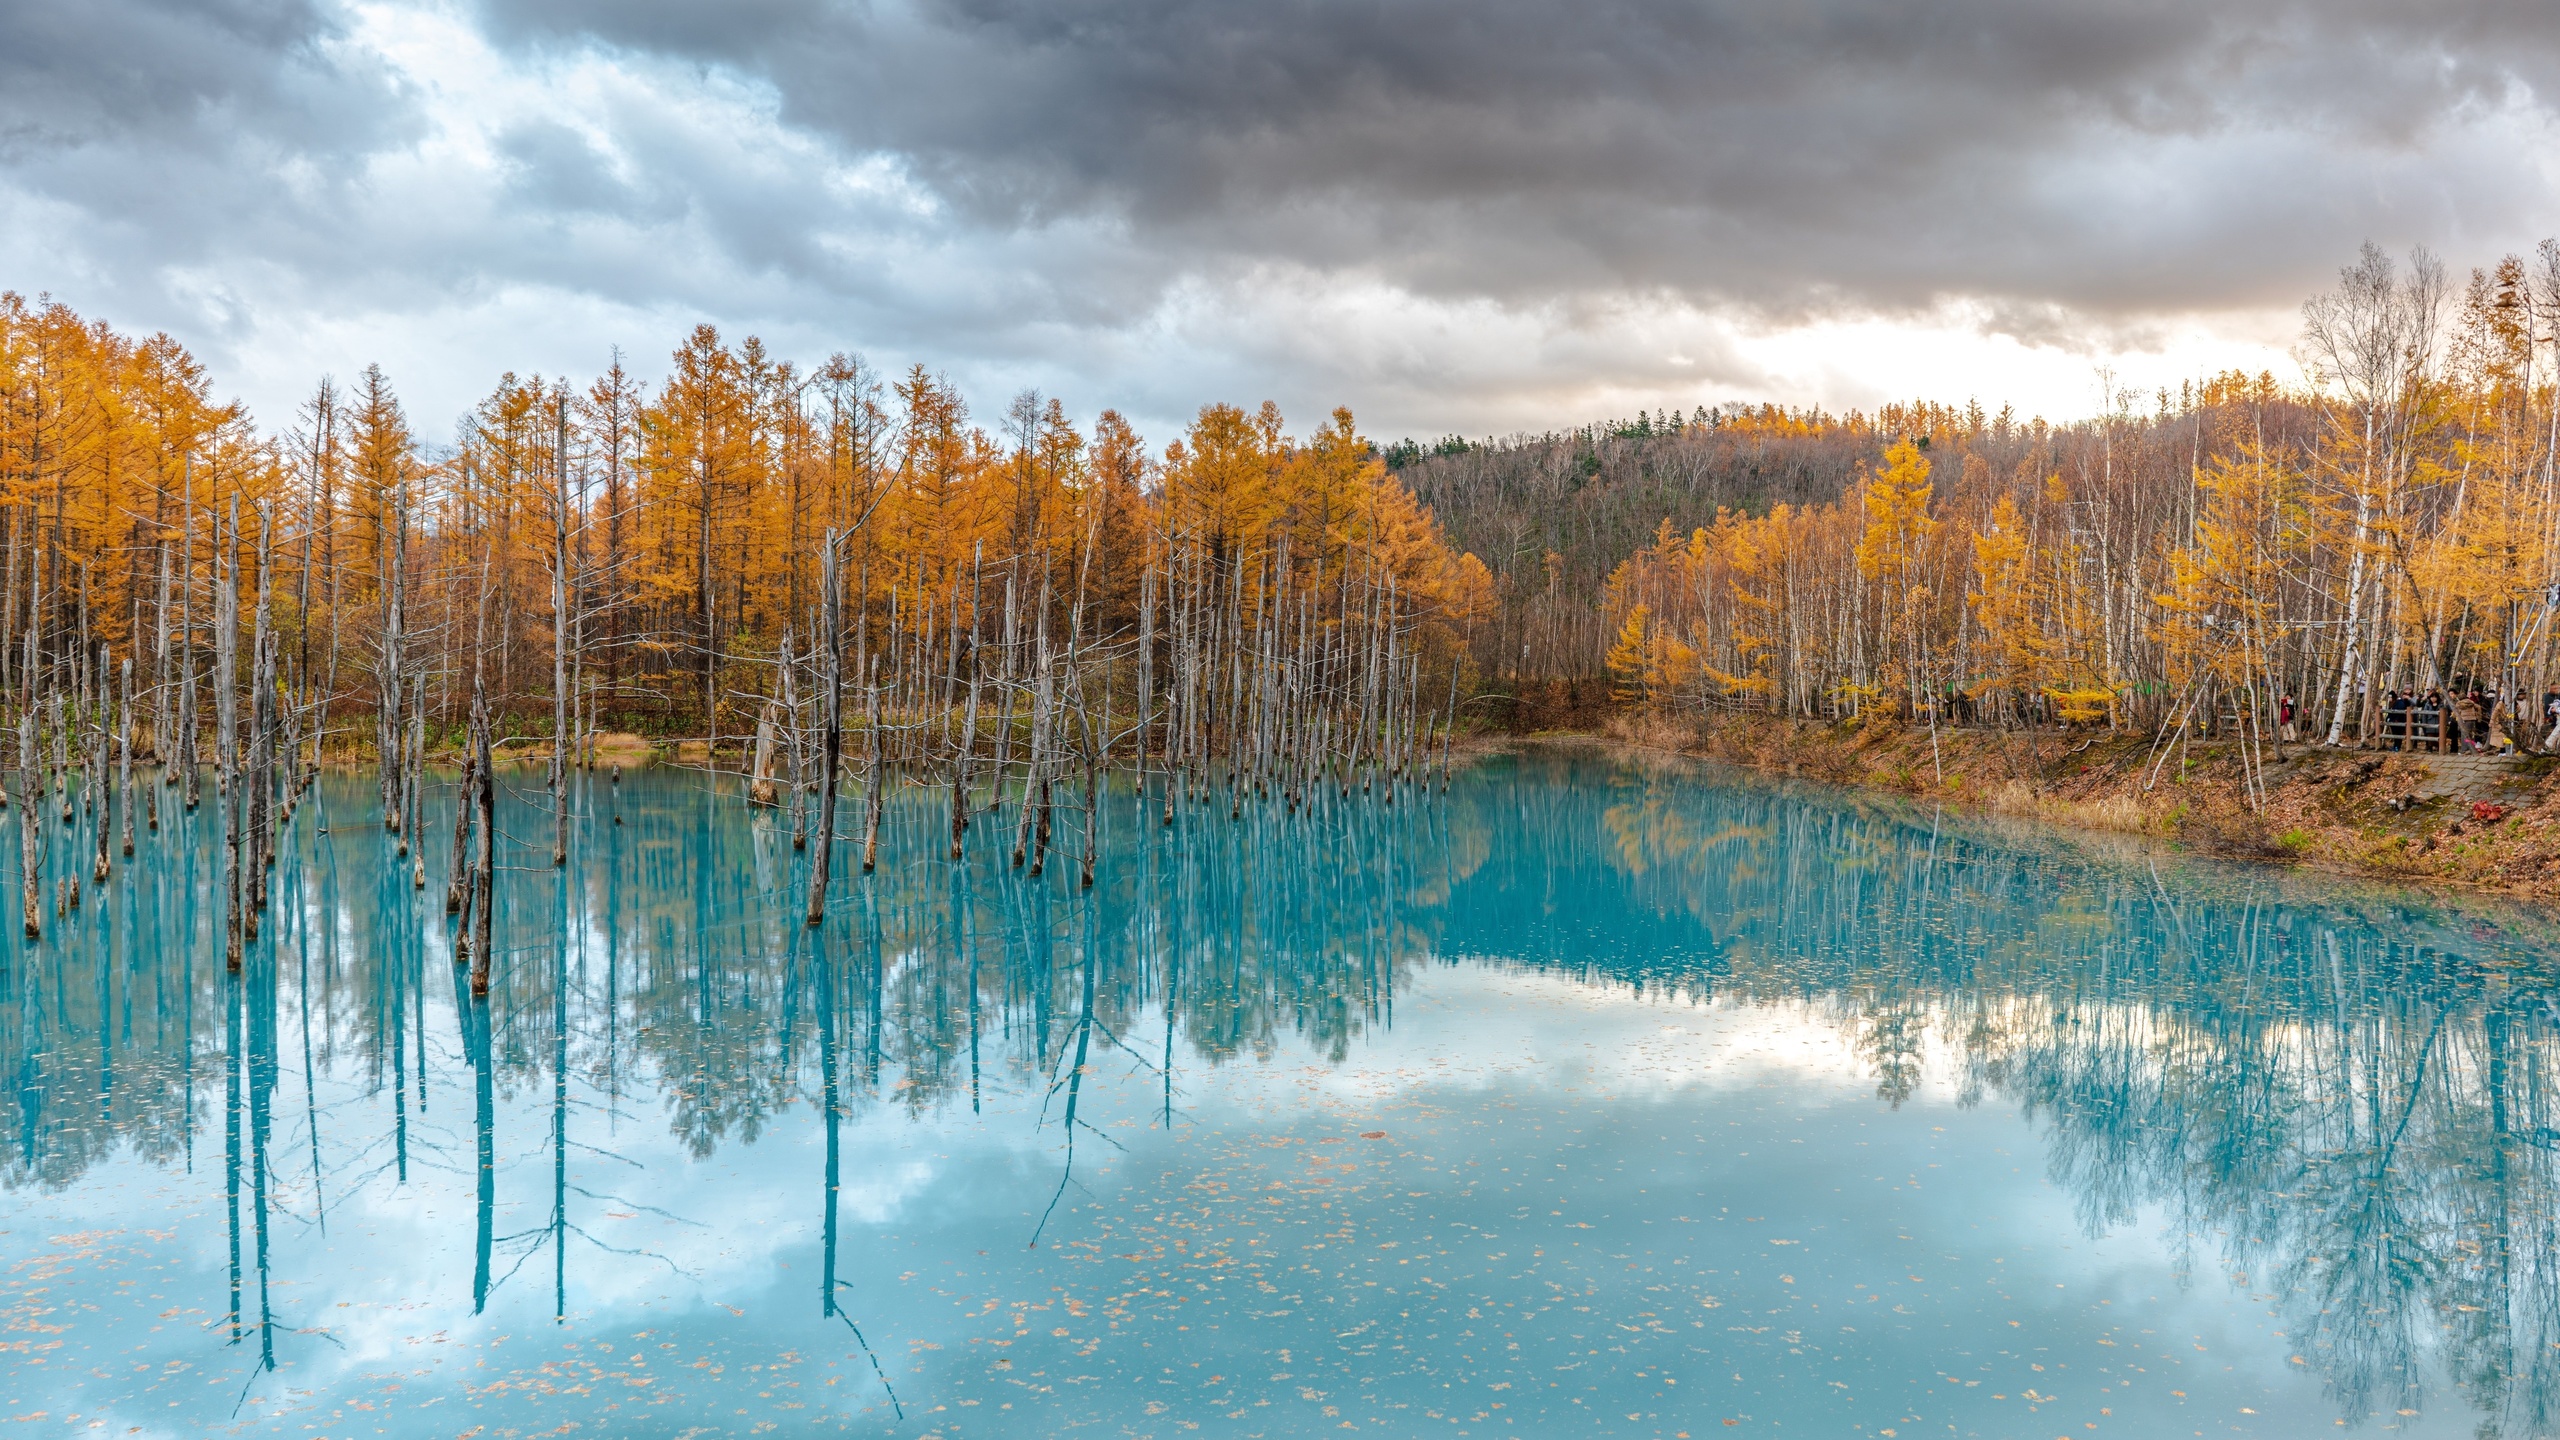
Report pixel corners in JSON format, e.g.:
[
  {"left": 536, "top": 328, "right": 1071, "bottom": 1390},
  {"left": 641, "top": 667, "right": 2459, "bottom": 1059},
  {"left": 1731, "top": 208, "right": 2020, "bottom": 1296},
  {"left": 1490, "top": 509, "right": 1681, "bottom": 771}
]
[
  {"left": 497, "top": 120, "right": 638, "bottom": 216},
  {"left": 0, "top": 0, "right": 413, "bottom": 348},
  {"left": 480, "top": 0, "right": 2560, "bottom": 318},
  {"left": 6, "top": 0, "right": 2556, "bottom": 435},
  {"left": 0, "top": 0, "right": 402, "bottom": 160}
]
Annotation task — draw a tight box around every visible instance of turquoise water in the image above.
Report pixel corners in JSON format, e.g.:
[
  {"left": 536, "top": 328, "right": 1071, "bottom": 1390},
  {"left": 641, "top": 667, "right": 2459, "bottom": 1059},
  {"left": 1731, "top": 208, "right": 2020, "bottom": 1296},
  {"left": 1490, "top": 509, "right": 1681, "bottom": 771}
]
[{"left": 5, "top": 744, "right": 2558, "bottom": 1438}]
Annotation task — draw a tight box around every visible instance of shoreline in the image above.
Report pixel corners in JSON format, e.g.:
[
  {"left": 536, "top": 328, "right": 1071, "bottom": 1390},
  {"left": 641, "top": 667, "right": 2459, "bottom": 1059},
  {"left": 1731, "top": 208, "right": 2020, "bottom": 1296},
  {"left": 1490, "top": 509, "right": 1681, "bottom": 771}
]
[
  {"left": 1522, "top": 710, "right": 2560, "bottom": 905},
  {"left": 253, "top": 713, "right": 2560, "bottom": 905}
]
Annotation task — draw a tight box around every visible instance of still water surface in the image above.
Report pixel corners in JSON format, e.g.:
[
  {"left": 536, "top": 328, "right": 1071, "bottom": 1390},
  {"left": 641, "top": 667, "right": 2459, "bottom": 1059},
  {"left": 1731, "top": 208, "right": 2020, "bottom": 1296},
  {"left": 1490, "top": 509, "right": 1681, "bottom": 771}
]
[{"left": 5, "top": 745, "right": 2558, "bottom": 1438}]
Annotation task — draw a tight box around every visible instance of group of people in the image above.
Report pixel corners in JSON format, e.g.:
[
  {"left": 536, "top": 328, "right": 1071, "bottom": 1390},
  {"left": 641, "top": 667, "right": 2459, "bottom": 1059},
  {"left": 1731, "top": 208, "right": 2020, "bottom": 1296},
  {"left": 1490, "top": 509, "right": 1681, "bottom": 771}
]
[
  {"left": 2358, "top": 686, "right": 2559, "bottom": 754},
  {"left": 1915, "top": 684, "right": 2560, "bottom": 754}
]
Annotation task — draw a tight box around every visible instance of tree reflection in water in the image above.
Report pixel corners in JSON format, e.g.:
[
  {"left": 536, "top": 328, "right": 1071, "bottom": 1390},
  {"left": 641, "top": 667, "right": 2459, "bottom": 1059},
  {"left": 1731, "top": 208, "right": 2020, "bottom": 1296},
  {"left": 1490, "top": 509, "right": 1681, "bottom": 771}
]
[{"left": 3, "top": 745, "right": 2559, "bottom": 1431}]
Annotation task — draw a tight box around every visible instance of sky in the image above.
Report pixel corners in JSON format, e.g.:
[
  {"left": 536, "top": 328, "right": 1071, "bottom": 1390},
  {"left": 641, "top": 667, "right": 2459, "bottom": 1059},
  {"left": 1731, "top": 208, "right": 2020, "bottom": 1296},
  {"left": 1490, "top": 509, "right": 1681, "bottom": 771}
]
[{"left": 5, "top": 0, "right": 2559, "bottom": 445}]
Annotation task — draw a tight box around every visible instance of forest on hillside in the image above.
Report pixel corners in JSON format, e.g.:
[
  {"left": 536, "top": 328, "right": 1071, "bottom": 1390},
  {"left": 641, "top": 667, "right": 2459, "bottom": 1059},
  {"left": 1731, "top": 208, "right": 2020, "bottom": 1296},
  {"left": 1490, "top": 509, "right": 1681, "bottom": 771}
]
[{"left": 1399, "top": 242, "right": 2560, "bottom": 759}]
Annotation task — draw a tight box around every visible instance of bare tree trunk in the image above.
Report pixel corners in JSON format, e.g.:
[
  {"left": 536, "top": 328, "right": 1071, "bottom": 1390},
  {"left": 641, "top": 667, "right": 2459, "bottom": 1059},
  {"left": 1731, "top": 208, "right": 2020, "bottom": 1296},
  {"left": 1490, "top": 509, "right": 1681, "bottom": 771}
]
[
  {"left": 782, "top": 627, "right": 806, "bottom": 849},
  {"left": 860, "top": 660, "right": 883, "bottom": 873},
  {"left": 148, "top": 545, "right": 166, "bottom": 831},
  {"left": 384, "top": 485, "right": 408, "bottom": 828},
  {"left": 1014, "top": 629, "right": 1050, "bottom": 868},
  {"left": 447, "top": 744, "right": 478, "bottom": 915},
  {"left": 2323, "top": 488, "right": 2372, "bottom": 746},
  {"left": 91, "top": 645, "right": 110, "bottom": 884},
  {"left": 117, "top": 656, "right": 132, "bottom": 856},
  {"left": 50, "top": 687, "right": 67, "bottom": 825},
  {"left": 952, "top": 603, "right": 981, "bottom": 862},
  {"left": 552, "top": 416, "right": 571, "bottom": 867},
  {"left": 805, "top": 536, "right": 842, "bottom": 925},
  {"left": 408, "top": 693, "right": 427, "bottom": 890},
  {"left": 220, "top": 500, "right": 242, "bottom": 803},
  {"left": 180, "top": 462, "right": 203, "bottom": 807},
  {"left": 243, "top": 633, "right": 267, "bottom": 942},
  {"left": 750, "top": 703, "right": 779, "bottom": 807},
  {"left": 1079, "top": 716, "right": 1098, "bottom": 890},
  {"left": 218, "top": 502, "right": 242, "bottom": 971},
  {"left": 17, "top": 707, "right": 37, "bottom": 940},
  {"left": 469, "top": 692, "right": 496, "bottom": 997},
  {"left": 700, "top": 470, "right": 718, "bottom": 766},
  {"left": 249, "top": 507, "right": 273, "bottom": 910},
  {"left": 993, "top": 571, "right": 1019, "bottom": 812},
  {"left": 1136, "top": 564, "right": 1155, "bottom": 812}
]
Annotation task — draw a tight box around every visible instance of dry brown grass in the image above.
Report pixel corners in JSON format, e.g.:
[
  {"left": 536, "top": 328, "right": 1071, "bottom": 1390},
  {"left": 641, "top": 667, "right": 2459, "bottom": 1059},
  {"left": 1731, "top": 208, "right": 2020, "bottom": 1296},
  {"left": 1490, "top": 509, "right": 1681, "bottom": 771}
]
[{"left": 1571, "top": 705, "right": 2560, "bottom": 902}]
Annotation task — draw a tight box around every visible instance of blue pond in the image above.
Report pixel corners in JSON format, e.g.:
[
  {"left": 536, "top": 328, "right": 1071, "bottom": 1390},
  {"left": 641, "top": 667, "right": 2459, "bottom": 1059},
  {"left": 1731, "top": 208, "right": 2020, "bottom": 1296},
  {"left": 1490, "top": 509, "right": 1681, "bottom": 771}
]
[{"left": 4, "top": 743, "right": 2557, "bottom": 1438}]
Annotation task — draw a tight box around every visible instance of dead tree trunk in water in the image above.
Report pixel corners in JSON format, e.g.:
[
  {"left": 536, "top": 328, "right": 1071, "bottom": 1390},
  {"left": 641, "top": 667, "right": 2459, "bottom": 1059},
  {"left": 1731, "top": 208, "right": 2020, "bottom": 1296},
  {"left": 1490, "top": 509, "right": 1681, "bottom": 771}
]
[
  {"left": 408, "top": 694, "right": 427, "bottom": 889},
  {"left": 179, "top": 460, "right": 202, "bottom": 810},
  {"left": 218, "top": 499, "right": 240, "bottom": 805},
  {"left": 468, "top": 693, "right": 496, "bottom": 997},
  {"left": 804, "top": 536, "right": 842, "bottom": 925},
  {"left": 860, "top": 659, "right": 884, "bottom": 873},
  {"left": 50, "top": 673, "right": 67, "bottom": 825},
  {"left": 117, "top": 656, "right": 132, "bottom": 856},
  {"left": 992, "top": 571, "right": 1019, "bottom": 813},
  {"left": 248, "top": 508, "right": 274, "bottom": 925},
  {"left": 447, "top": 743, "right": 479, "bottom": 915},
  {"left": 551, "top": 409, "right": 571, "bottom": 867},
  {"left": 951, "top": 619, "right": 980, "bottom": 860},
  {"left": 1013, "top": 618, "right": 1051, "bottom": 869},
  {"left": 218, "top": 502, "right": 244, "bottom": 971},
  {"left": 147, "top": 545, "right": 165, "bottom": 831},
  {"left": 17, "top": 707, "right": 38, "bottom": 940},
  {"left": 781, "top": 626, "right": 806, "bottom": 849},
  {"left": 380, "top": 482, "right": 406, "bottom": 832},
  {"left": 90, "top": 645, "right": 110, "bottom": 885},
  {"left": 749, "top": 703, "right": 779, "bottom": 807},
  {"left": 1079, "top": 709, "right": 1099, "bottom": 890},
  {"left": 243, "top": 632, "right": 268, "bottom": 942}
]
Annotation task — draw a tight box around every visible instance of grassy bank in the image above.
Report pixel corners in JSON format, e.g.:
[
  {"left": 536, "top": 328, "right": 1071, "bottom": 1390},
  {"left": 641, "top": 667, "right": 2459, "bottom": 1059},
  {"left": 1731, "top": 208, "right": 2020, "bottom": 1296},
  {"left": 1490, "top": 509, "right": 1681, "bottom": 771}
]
[{"left": 1593, "top": 708, "right": 2560, "bottom": 901}]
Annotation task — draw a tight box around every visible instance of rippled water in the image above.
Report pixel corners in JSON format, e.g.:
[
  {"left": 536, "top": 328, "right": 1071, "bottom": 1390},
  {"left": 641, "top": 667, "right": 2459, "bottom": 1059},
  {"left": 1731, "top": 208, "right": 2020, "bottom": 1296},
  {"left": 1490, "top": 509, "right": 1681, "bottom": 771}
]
[{"left": 7, "top": 743, "right": 2560, "bottom": 1438}]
